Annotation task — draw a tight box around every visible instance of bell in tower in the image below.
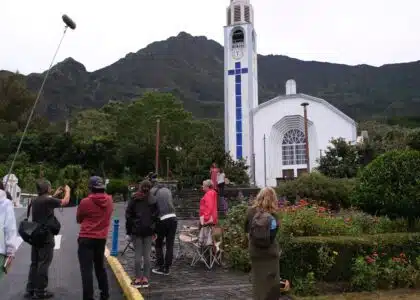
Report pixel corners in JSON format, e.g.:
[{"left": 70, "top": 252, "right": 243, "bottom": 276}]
[{"left": 227, "top": 0, "right": 254, "bottom": 26}]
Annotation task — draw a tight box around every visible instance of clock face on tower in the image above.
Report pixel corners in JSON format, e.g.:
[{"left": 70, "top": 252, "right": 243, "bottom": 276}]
[{"left": 232, "top": 48, "right": 243, "bottom": 60}]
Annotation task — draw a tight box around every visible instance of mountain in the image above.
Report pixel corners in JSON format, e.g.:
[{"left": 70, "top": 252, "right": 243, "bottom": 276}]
[{"left": 4, "top": 31, "right": 420, "bottom": 121}]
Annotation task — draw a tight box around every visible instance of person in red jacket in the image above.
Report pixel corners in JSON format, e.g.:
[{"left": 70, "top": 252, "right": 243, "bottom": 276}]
[
  {"left": 199, "top": 179, "right": 218, "bottom": 226},
  {"left": 77, "top": 176, "right": 113, "bottom": 300}
]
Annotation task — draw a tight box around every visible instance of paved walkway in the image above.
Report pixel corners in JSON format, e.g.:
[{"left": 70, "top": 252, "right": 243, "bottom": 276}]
[
  {"left": 109, "top": 203, "right": 253, "bottom": 299},
  {"left": 0, "top": 206, "right": 124, "bottom": 300}
]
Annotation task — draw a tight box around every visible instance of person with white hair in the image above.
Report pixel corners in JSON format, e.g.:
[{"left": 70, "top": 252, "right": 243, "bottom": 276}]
[
  {"left": 199, "top": 179, "right": 218, "bottom": 227},
  {"left": 0, "top": 189, "right": 17, "bottom": 278}
]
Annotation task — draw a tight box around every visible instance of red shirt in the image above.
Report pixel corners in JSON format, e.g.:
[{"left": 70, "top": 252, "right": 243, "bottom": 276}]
[
  {"left": 210, "top": 167, "right": 219, "bottom": 191},
  {"left": 199, "top": 189, "right": 218, "bottom": 225},
  {"left": 77, "top": 193, "right": 113, "bottom": 239}
]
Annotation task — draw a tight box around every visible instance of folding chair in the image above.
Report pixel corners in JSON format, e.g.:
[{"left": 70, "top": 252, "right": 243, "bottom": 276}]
[
  {"left": 121, "top": 235, "right": 157, "bottom": 261},
  {"left": 189, "top": 226, "right": 219, "bottom": 270},
  {"left": 121, "top": 239, "right": 134, "bottom": 256},
  {"left": 209, "top": 227, "right": 223, "bottom": 268}
]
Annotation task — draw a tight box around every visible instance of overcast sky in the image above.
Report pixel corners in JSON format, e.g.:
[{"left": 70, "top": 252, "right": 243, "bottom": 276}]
[{"left": 1, "top": 0, "right": 419, "bottom": 74}]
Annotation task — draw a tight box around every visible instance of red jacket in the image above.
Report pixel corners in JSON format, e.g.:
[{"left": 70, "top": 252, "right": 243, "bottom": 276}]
[
  {"left": 199, "top": 189, "right": 218, "bottom": 225},
  {"left": 77, "top": 193, "right": 113, "bottom": 239}
]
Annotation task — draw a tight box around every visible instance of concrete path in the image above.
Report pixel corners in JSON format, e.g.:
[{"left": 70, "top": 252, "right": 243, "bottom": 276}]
[
  {"left": 109, "top": 202, "right": 253, "bottom": 299},
  {"left": 0, "top": 207, "right": 124, "bottom": 300}
]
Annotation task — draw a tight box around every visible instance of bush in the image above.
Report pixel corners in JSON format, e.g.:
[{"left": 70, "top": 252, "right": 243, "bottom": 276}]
[
  {"left": 223, "top": 202, "right": 420, "bottom": 286},
  {"left": 276, "top": 172, "right": 357, "bottom": 209},
  {"left": 350, "top": 252, "right": 420, "bottom": 291},
  {"left": 279, "top": 204, "right": 410, "bottom": 237},
  {"left": 221, "top": 203, "right": 250, "bottom": 271},
  {"left": 106, "top": 178, "right": 129, "bottom": 196},
  {"left": 351, "top": 150, "right": 420, "bottom": 221},
  {"left": 280, "top": 233, "right": 420, "bottom": 283}
]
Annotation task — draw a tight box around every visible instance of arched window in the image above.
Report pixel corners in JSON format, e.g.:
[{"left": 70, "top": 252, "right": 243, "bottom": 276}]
[{"left": 282, "top": 129, "right": 307, "bottom": 165}]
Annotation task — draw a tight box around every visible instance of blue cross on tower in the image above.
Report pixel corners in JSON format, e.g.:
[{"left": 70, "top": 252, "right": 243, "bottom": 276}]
[{"left": 228, "top": 62, "right": 248, "bottom": 160}]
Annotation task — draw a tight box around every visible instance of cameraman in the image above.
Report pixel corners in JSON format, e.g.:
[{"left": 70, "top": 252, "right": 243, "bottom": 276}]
[{"left": 25, "top": 180, "right": 70, "bottom": 299}]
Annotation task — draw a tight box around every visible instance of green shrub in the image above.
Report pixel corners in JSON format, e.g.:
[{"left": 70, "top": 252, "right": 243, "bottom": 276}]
[
  {"left": 351, "top": 150, "right": 420, "bottom": 221},
  {"left": 223, "top": 202, "right": 418, "bottom": 274},
  {"left": 106, "top": 178, "right": 129, "bottom": 196},
  {"left": 276, "top": 172, "right": 357, "bottom": 209},
  {"left": 222, "top": 203, "right": 250, "bottom": 271},
  {"left": 279, "top": 202, "right": 410, "bottom": 237},
  {"left": 350, "top": 252, "right": 420, "bottom": 291},
  {"left": 280, "top": 233, "right": 420, "bottom": 282}
]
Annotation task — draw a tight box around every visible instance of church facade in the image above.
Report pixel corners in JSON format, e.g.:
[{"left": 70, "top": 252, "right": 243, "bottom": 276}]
[{"left": 223, "top": 0, "right": 357, "bottom": 187}]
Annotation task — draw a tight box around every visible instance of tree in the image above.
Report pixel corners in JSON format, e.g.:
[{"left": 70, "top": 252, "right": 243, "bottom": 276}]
[
  {"left": 0, "top": 73, "right": 35, "bottom": 128},
  {"left": 407, "top": 130, "right": 420, "bottom": 151},
  {"left": 317, "top": 138, "right": 361, "bottom": 178},
  {"left": 351, "top": 150, "right": 420, "bottom": 225}
]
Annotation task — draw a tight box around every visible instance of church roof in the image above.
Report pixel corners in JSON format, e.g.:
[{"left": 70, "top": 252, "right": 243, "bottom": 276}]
[{"left": 253, "top": 93, "right": 357, "bottom": 126}]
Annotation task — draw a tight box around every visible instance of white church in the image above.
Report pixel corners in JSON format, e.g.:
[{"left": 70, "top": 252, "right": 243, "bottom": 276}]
[{"left": 223, "top": 0, "right": 357, "bottom": 187}]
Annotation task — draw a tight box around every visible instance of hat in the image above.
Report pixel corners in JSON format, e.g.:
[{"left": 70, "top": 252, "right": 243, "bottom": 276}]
[{"left": 88, "top": 176, "right": 105, "bottom": 189}]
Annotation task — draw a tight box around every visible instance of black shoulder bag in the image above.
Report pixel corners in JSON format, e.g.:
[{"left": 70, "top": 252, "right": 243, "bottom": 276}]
[{"left": 18, "top": 202, "right": 50, "bottom": 247}]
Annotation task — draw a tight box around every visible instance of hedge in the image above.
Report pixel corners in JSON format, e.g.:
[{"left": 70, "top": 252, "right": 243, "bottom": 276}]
[
  {"left": 279, "top": 233, "right": 420, "bottom": 282},
  {"left": 276, "top": 172, "right": 357, "bottom": 209}
]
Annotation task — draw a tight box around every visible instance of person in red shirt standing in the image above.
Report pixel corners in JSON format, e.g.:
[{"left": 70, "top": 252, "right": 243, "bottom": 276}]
[
  {"left": 209, "top": 162, "right": 219, "bottom": 192},
  {"left": 199, "top": 179, "right": 218, "bottom": 226},
  {"left": 77, "top": 176, "right": 113, "bottom": 300},
  {"left": 198, "top": 180, "right": 218, "bottom": 247}
]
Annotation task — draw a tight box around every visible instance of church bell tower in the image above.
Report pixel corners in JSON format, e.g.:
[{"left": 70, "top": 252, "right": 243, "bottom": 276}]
[{"left": 224, "top": 0, "right": 258, "bottom": 169}]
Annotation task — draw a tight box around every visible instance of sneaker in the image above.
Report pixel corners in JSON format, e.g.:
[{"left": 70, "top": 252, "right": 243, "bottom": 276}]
[
  {"left": 32, "top": 291, "right": 54, "bottom": 299},
  {"left": 141, "top": 277, "right": 149, "bottom": 288},
  {"left": 131, "top": 279, "right": 143, "bottom": 289},
  {"left": 152, "top": 266, "right": 169, "bottom": 275}
]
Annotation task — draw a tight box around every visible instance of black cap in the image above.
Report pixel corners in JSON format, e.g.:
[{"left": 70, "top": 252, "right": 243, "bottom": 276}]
[{"left": 88, "top": 176, "right": 105, "bottom": 189}]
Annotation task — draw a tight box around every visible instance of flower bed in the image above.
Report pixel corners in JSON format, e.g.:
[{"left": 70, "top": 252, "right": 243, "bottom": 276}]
[{"left": 222, "top": 201, "right": 420, "bottom": 296}]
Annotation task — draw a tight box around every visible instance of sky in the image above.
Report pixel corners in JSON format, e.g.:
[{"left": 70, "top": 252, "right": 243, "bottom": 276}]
[{"left": 1, "top": 0, "right": 419, "bottom": 75}]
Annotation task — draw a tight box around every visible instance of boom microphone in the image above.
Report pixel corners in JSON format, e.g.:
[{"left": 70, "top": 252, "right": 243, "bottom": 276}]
[
  {"left": 4, "top": 15, "right": 75, "bottom": 189},
  {"left": 62, "top": 14, "right": 76, "bottom": 30}
]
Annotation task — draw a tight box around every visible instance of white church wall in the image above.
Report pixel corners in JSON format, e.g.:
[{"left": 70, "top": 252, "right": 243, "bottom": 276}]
[{"left": 252, "top": 95, "right": 357, "bottom": 187}]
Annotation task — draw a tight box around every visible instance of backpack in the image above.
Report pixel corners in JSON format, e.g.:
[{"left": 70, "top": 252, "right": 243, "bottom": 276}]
[
  {"left": 134, "top": 201, "right": 155, "bottom": 236},
  {"left": 249, "top": 210, "right": 274, "bottom": 248}
]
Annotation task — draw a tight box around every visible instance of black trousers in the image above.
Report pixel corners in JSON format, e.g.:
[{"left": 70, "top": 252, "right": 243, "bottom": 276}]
[
  {"left": 155, "top": 217, "right": 178, "bottom": 269},
  {"left": 78, "top": 238, "right": 109, "bottom": 300},
  {"left": 217, "top": 182, "right": 225, "bottom": 197},
  {"left": 26, "top": 243, "right": 54, "bottom": 293}
]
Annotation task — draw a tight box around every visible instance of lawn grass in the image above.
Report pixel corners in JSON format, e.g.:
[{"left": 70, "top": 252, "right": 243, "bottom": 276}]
[{"left": 300, "top": 289, "right": 420, "bottom": 299}]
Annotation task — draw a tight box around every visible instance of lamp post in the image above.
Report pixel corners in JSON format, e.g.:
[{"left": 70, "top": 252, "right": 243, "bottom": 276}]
[
  {"left": 301, "top": 102, "right": 310, "bottom": 173},
  {"left": 166, "top": 157, "right": 170, "bottom": 181},
  {"left": 155, "top": 118, "right": 160, "bottom": 176}
]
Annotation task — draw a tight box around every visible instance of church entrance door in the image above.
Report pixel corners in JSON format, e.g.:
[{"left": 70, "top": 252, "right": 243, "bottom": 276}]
[
  {"left": 282, "top": 169, "right": 294, "bottom": 179},
  {"left": 297, "top": 169, "right": 308, "bottom": 177}
]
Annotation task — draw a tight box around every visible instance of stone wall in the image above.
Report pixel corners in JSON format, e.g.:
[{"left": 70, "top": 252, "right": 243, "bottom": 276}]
[{"left": 112, "top": 187, "right": 261, "bottom": 219}]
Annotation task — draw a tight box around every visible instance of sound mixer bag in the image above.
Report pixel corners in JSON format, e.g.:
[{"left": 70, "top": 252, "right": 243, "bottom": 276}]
[{"left": 18, "top": 202, "right": 49, "bottom": 247}]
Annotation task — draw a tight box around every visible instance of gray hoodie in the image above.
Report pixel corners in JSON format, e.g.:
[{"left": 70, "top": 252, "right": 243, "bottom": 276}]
[{"left": 149, "top": 185, "right": 176, "bottom": 220}]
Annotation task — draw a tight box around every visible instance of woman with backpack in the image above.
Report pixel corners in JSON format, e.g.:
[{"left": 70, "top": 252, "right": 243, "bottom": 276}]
[
  {"left": 125, "top": 180, "right": 157, "bottom": 288},
  {"left": 244, "top": 187, "right": 280, "bottom": 300}
]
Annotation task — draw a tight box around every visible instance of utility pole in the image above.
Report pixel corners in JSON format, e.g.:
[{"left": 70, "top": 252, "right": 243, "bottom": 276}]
[
  {"left": 301, "top": 102, "right": 310, "bottom": 173},
  {"left": 166, "top": 157, "right": 170, "bottom": 181},
  {"left": 155, "top": 118, "right": 160, "bottom": 176}
]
